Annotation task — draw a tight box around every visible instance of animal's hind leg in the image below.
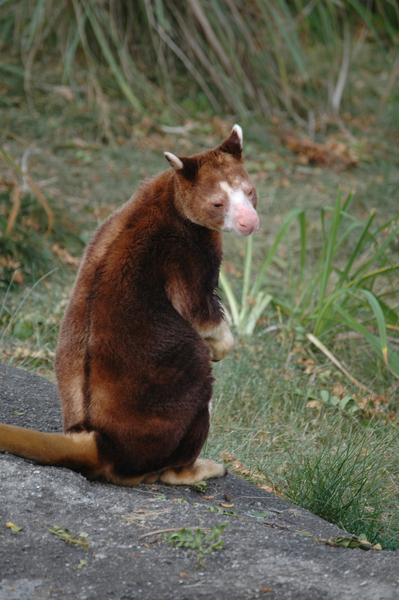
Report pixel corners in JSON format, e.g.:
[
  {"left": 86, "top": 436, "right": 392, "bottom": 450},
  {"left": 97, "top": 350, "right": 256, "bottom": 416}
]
[
  {"left": 157, "top": 405, "right": 226, "bottom": 484},
  {"left": 159, "top": 458, "right": 227, "bottom": 485}
]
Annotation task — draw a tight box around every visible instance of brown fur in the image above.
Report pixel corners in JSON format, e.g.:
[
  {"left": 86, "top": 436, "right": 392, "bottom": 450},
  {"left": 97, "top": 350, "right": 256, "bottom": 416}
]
[{"left": 0, "top": 127, "right": 258, "bottom": 485}]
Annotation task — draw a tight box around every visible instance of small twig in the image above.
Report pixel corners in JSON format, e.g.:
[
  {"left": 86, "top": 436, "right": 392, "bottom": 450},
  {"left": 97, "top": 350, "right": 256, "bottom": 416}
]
[
  {"left": 306, "top": 333, "right": 374, "bottom": 394},
  {"left": 0, "top": 127, "right": 29, "bottom": 146},
  {"left": 5, "top": 173, "right": 20, "bottom": 235},
  {"left": 263, "top": 520, "right": 290, "bottom": 530},
  {"left": 0, "top": 148, "right": 54, "bottom": 237},
  {"left": 258, "top": 325, "right": 281, "bottom": 336}
]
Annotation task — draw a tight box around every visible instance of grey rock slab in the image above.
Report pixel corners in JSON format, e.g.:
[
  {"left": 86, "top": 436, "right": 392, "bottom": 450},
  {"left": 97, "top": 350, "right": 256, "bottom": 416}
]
[{"left": 0, "top": 362, "right": 398, "bottom": 599}]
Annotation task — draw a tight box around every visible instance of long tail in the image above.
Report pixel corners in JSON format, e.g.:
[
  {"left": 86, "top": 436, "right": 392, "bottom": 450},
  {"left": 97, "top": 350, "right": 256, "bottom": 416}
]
[{"left": 0, "top": 424, "right": 99, "bottom": 475}]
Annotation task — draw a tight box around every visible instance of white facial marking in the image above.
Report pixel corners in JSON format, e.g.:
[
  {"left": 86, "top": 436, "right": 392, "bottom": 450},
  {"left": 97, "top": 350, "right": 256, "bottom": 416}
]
[
  {"left": 219, "top": 181, "right": 259, "bottom": 235},
  {"left": 164, "top": 152, "right": 184, "bottom": 170},
  {"left": 220, "top": 181, "right": 232, "bottom": 195},
  {"left": 231, "top": 124, "right": 243, "bottom": 148}
]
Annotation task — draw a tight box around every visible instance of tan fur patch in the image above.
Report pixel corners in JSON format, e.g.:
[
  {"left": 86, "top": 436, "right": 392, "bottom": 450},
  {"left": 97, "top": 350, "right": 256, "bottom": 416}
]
[
  {"left": 165, "top": 273, "right": 188, "bottom": 320},
  {"left": 0, "top": 425, "right": 98, "bottom": 470},
  {"left": 159, "top": 458, "right": 227, "bottom": 485},
  {"left": 196, "top": 318, "right": 234, "bottom": 361},
  {"left": 60, "top": 373, "right": 85, "bottom": 428}
]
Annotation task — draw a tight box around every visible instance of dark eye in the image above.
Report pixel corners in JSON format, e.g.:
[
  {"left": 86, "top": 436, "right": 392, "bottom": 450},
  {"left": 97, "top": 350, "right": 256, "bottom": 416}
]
[
  {"left": 213, "top": 203, "right": 223, "bottom": 208},
  {"left": 248, "top": 189, "right": 253, "bottom": 196}
]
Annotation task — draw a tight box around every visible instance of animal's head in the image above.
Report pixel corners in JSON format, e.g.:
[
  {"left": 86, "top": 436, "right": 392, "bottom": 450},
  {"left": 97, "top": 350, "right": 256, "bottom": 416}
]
[{"left": 164, "top": 125, "right": 259, "bottom": 236}]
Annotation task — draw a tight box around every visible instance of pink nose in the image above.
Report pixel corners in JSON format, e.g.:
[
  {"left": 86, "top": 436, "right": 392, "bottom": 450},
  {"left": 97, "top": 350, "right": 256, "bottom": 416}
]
[{"left": 237, "top": 209, "right": 259, "bottom": 234}]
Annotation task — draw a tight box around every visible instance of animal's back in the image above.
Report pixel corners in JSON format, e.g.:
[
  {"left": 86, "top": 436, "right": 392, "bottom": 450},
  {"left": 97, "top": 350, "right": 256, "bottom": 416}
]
[{"left": 55, "top": 171, "right": 218, "bottom": 477}]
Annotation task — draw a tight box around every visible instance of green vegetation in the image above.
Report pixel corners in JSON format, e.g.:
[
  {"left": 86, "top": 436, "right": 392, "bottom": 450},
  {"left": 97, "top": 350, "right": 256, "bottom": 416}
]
[
  {"left": 1, "top": 1, "right": 399, "bottom": 125},
  {"left": 163, "top": 523, "right": 228, "bottom": 567},
  {"left": 221, "top": 189, "right": 399, "bottom": 375},
  {"left": 1, "top": 0, "right": 399, "bottom": 552}
]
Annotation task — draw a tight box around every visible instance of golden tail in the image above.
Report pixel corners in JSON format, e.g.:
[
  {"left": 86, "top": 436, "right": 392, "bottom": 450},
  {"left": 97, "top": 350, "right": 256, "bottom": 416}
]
[{"left": 0, "top": 424, "right": 98, "bottom": 474}]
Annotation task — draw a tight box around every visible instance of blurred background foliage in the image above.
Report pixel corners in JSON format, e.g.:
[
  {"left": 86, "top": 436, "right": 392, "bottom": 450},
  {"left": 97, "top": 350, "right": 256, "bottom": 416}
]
[{"left": 0, "top": 0, "right": 398, "bottom": 128}]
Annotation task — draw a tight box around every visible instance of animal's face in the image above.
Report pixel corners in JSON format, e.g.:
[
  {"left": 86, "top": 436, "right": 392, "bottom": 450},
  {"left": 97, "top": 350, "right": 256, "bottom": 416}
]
[{"left": 165, "top": 125, "right": 259, "bottom": 236}]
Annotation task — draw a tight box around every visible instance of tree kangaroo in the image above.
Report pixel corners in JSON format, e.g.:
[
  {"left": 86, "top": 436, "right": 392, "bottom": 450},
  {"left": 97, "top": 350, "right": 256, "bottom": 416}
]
[{"left": 0, "top": 125, "right": 259, "bottom": 486}]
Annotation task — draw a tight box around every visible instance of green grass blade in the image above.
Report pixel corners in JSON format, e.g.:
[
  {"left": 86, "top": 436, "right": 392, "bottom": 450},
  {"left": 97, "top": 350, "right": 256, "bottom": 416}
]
[
  {"left": 334, "top": 304, "right": 399, "bottom": 377},
  {"left": 311, "top": 287, "right": 352, "bottom": 336},
  {"left": 314, "top": 189, "right": 342, "bottom": 333},
  {"left": 357, "top": 289, "right": 389, "bottom": 371},
  {"left": 240, "top": 234, "right": 253, "bottom": 319},
  {"left": 250, "top": 209, "right": 305, "bottom": 298},
  {"left": 338, "top": 209, "right": 377, "bottom": 286},
  {"left": 377, "top": 298, "right": 399, "bottom": 328},
  {"left": 298, "top": 209, "right": 307, "bottom": 282},
  {"left": 351, "top": 223, "right": 399, "bottom": 281},
  {"left": 352, "top": 265, "right": 399, "bottom": 289},
  {"left": 219, "top": 268, "right": 240, "bottom": 327},
  {"left": 85, "top": 0, "right": 144, "bottom": 113},
  {"left": 243, "top": 292, "right": 272, "bottom": 336},
  {"left": 26, "top": 0, "right": 47, "bottom": 51}
]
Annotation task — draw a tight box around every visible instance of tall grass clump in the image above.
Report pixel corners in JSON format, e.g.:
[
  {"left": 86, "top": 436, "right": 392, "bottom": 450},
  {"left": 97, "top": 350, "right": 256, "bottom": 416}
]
[
  {"left": 221, "top": 189, "right": 399, "bottom": 379},
  {"left": 285, "top": 428, "right": 399, "bottom": 549},
  {"left": 0, "top": 0, "right": 398, "bottom": 125}
]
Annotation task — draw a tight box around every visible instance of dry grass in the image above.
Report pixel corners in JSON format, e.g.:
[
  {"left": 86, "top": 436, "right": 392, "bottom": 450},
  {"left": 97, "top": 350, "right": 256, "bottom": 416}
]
[{"left": 1, "top": 0, "right": 398, "bottom": 130}]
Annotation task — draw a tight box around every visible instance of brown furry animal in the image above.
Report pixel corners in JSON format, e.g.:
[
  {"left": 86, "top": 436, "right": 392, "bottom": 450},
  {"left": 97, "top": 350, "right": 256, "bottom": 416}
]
[{"left": 0, "top": 125, "right": 259, "bottom": 486}]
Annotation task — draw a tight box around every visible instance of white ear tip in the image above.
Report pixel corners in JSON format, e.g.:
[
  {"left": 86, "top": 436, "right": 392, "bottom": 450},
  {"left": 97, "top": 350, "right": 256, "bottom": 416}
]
[
  {"left": 164, "top": 152, "right": 184, "bottom": 170},
  {"left": 232, "top": 124, "right": 243, "bottom": 147}
]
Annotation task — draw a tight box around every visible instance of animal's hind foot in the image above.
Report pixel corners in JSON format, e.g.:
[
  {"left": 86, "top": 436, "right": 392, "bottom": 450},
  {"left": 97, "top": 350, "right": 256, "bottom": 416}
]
[{"left": 159, "top": 458, "right": 227, "bottom": 485}]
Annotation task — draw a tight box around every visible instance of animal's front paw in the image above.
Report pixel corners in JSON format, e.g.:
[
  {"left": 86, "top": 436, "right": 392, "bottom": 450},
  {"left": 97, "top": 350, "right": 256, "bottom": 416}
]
[{"left": 208, "top": 327, "right": 234, "bottom": 362}]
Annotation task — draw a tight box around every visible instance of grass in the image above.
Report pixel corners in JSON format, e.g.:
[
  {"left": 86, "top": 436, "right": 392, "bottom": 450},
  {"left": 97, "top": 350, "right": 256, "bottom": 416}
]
[
  {"left": 221, "top": 188, "right": 399, "bottom": 378},
  {"left": 0, "top": 0, "right": 398, "bottom": 129},
  {"left": 207, "top": 341, "right": 399, "bottom": 550}
]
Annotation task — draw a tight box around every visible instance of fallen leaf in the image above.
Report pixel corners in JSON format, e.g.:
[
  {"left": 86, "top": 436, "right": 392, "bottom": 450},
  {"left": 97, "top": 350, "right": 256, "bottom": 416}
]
[
  {"left": 231, "top": 460, "right": 244, "bottom": 470},
  {"left": 219, "top": 451, "right": 235, "bottom": 463},
  {"left": 12, "top": 408, "right": 25, "bottom": 416},
  {"left": 220, "top": 503, "right": 234, "bottom": 508},
  {"left": 72, "top": 137, "right": 86, "bottom": 148},
  {"left": 275, "top": 177, "right": 290, "bottom": 188},
  {"left": 332, "top": 384, "right": 348, "bottom": 398},
  {"left": 53, "top": 86, "right": 75, "bottom": 102},
  {"left": 260, "top": 485, "right": 274, "bottom": 493},
  {"left": 192, "top": 480, "right": 207, "bottom": 493},
  {"left": 6, "top": 522, "right": 23, "bottom": 532},
  {"left": 77, "top": 559, "right": 87, "bottom": 569},
  {"left": 357, "top": 397, "right": 369, "bottom": 410},
  {"left": 282, "top": 133, "right": 359, "bottom": 169},
  {"left": 306, "top": 400, "right": 323, "bottom": 409},
  {"left": 13, "top": 270, "right": 24, "bottom": 285}
]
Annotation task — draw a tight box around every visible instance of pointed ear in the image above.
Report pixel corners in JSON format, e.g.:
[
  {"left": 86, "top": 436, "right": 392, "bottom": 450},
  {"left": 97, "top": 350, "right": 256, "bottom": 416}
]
[
  {"left": 164, "top": 152, "right": 184, "bottom": 170},
  {"left": 219, "top": 124, "right": 243, "bottom": 159},
  {"left": 164, "top": 152, "right": 199, "bottom": 181}
]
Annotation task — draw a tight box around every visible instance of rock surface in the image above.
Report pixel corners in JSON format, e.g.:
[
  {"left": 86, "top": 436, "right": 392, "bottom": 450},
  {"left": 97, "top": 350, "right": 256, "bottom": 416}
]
[{"left": 0, "top": 362, "right": 398, "bottom": 600}]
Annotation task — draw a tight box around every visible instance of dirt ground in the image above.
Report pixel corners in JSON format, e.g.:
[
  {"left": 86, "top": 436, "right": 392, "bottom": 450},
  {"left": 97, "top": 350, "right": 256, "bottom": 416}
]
[{"left": 1, "top": 362, "right": 399, "bottom": 600}]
